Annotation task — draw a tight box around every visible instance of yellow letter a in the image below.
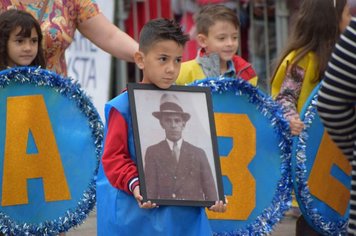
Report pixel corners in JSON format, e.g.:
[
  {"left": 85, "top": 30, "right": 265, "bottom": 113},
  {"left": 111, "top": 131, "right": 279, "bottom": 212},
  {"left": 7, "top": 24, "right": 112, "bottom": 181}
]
[{"left": 2, "top": 95, "right": 71, "bottom": 206}]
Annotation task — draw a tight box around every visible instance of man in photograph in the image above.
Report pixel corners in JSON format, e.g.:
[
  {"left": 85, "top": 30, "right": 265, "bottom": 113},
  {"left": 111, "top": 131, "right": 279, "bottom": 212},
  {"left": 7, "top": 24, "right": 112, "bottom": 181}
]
[{"left": 144, "top": 93, "right": 218, "bottom": 201}]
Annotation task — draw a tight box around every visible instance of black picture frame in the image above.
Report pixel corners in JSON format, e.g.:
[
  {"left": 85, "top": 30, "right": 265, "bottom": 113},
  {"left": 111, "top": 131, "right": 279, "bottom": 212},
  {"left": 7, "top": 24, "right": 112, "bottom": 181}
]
[{"left": 128, "top": 83, "right": 224, "bottom": 207}]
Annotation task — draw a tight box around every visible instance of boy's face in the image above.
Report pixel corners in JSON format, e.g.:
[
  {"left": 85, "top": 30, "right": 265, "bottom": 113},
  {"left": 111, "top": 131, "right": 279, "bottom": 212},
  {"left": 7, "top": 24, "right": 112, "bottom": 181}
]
[
  {"left": 135, "top": 40, "right": 184, "bottom": 89},
  {"left": 198, "top": 20, "right": 238, "bottom": 64}
]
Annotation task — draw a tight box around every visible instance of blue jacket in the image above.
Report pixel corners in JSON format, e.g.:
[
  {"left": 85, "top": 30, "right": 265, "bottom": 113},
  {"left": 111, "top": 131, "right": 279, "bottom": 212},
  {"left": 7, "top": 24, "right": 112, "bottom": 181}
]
[{"left": 96, "top": 91, "right": 213, "bottom": 236}]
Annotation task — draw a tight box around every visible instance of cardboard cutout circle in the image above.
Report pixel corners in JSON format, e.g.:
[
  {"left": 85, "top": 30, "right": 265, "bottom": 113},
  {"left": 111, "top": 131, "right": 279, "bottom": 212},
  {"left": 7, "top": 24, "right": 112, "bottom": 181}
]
[
  {"left": 292, "top": 84, "right": 350, "bottom": 235},
  {"left": 190, "top": 78, "right": 293, "bottom": 235},
  {"left": 0, "top": 67, "right": 103, "bottom": 235}
]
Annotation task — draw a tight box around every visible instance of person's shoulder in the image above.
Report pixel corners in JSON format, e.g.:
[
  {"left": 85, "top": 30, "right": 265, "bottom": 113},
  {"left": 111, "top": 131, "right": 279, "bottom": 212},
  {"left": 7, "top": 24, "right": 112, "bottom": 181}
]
[
  {"left": 107, "top": 90, "right": 128, "bottom": 106},
  {"left": 105, "top": 91, "right": 129, "bottom": 116},
  {"left": 340, "top": 18, "right": 356, "bottom": 41},
  {"left": 146, "top": 140, "right": 167, "bottom": 152},
  {"left": 72, "top": 0, "right": 99, "bottom": 8},
  {"left": 232, "top": 55, "right": 257, "bottom": 80},
  {"left": 276, "top": 50, "right": 314, "bottom": 70},
  {"left": 176, "top": 59, "right": 204, "bottom": 85},
  {"left": 181, "top": 59, "right": 201, "bottom": 70},
  {"left": 350, "top": 17, "right": 356, "bottom": 28},
  {"left": 182, "top": 141, "right": 205, "bottom": 153},
  {"left": 292, "top": 50, "right": 317, "bottom": 71},
  {"left": 232, "top": 55, "right": 250, "bottom": 65}
]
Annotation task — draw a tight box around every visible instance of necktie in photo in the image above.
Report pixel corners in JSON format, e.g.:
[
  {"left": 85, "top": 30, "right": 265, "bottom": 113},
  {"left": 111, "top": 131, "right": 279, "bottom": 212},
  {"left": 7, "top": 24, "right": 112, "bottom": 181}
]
[{"left": 172, "top": 142, "right": 179, "bottom": 162}]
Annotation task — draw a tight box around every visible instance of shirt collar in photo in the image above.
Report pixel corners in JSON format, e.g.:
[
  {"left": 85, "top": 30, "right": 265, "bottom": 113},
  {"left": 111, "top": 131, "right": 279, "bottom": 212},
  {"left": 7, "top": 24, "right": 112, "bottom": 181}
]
[{"left": 166, "top": 138, "right": 183, "bottom": 150}]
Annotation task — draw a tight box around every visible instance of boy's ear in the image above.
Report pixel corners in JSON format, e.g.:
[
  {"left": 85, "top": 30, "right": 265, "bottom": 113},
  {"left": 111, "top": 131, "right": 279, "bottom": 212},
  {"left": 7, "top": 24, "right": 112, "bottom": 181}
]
[
  {"left": 196, "top": 33, "right": 208, "bottom": 48},
  {"left": 134, "top": 51, "right": 144, "bottom": 69}
]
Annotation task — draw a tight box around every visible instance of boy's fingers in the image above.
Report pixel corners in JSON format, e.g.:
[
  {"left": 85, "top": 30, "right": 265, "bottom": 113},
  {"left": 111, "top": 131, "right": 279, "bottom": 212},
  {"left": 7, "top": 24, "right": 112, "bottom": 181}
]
[
  {"left": 138, "top": 200, "right": 158, "bottom": 209},
  {"left": 208, "top": 200, "right": 227, "bottom": 212}
]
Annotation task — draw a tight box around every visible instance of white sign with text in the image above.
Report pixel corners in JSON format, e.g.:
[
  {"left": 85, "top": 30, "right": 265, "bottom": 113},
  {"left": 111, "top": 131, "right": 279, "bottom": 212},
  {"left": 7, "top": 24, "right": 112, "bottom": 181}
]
[{"left": 65, "top": 0, "right": 114, "bottom": 119}]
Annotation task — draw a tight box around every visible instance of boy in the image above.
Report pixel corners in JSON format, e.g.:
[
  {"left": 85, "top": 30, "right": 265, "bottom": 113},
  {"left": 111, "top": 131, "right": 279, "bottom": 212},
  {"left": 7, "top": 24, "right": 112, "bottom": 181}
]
[
  {"left": 96, "top": 18, "right": 226, "bottom": 236},
  {"left": 176, "top": 4, "right": 258, "bottom": 86}
]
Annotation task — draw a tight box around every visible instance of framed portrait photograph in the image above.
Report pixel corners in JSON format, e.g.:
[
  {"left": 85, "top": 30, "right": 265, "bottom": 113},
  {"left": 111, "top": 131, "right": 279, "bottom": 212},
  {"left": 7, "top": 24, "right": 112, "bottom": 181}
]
[{"left": 128, "top": 83, "right": 224, "bottom": 207}]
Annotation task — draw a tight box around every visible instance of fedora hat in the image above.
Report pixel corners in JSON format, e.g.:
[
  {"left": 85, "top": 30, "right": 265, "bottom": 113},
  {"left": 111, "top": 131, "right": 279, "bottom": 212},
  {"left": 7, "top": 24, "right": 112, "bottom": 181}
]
[{"left": 152, "top": 93, "right": 191, "bottom": 121}]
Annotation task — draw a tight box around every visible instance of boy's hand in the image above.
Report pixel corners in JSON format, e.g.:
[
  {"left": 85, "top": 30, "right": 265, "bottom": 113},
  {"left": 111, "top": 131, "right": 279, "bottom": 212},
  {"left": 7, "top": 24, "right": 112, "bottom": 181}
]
[
  {"left": 289, "top": 116, "right": 304, "bottom": 136},
  {"left": 208, "top": 197, "right": 228, "bottom": 213},
  {"left": 132, "top": 185, "right": 158, "bottom": 209}
]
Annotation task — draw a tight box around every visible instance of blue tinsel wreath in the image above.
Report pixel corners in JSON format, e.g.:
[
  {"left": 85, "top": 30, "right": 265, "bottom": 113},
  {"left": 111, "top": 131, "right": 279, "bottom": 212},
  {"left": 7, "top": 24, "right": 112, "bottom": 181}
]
[
  {"left": 190, "top": 77, "right": 293, "bottom": 236},
  {"left": 293, "top": 91, "right": 348, "bottom": 236},
  {"left": 0, "top": 66, "right": 103, "bottom": 235}
]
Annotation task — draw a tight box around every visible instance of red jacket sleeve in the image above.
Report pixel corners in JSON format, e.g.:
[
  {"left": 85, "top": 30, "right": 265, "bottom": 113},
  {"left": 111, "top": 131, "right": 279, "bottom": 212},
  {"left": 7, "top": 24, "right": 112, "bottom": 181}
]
[{"left": 101, "top": 108, "right": 139, "bottom": 194}]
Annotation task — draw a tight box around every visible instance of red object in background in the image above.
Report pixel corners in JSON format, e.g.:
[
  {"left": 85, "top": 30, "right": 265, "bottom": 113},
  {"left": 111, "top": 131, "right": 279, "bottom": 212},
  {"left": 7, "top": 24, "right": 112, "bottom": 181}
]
[
  {"left": 180, "top": 11, "right": 198, "bottom": 62},
  {"left": 240, "top": 25, "right": 249, "bottom": 61},
  {"left": 125, "top": 0, "right": 172, "bottom": 41},
  {"left": 197, "top": 0, "right": 231, "bottom": 4}
]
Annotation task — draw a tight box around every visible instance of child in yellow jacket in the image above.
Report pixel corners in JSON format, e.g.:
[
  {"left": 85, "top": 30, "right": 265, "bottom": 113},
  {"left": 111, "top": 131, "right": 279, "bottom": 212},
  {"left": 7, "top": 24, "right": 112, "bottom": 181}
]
[{"left": 176, "top": 4, "right": 257, "bottom": 86}]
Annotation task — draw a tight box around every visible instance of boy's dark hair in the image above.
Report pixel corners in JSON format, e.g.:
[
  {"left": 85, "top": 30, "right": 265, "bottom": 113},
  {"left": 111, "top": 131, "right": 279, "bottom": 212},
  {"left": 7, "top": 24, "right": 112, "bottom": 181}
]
[
  {"left": 195, "top": 4, "right": 240, "bottom": 36},
  {"left": 0, "top": 9, "right": 46, "bottom": 70},
  {"left": 139, "top": 18, "right": 189, "bottom": 53}
]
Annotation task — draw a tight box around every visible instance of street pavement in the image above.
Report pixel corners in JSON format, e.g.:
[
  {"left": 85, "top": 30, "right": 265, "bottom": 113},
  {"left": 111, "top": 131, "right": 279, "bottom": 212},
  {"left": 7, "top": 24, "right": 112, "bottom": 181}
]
[{"left": 67, "top": 208, "right": 297, "bottom": 236}]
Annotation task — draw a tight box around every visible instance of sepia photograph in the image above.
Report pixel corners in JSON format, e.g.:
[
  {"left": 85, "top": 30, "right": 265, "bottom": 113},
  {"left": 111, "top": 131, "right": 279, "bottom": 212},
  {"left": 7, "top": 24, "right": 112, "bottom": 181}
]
[{"left": 128, "top": 83, "right": 224, "bottom": 207}]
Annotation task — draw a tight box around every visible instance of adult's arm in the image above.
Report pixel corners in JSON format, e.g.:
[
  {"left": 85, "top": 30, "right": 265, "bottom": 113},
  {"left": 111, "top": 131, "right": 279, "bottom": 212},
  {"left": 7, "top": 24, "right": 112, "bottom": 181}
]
[
  {"left": 78, "top": 12, "right": 138, "bottom": 62},
  {"left": 316, "top": 19, "right": 356, "bottom": 160}
]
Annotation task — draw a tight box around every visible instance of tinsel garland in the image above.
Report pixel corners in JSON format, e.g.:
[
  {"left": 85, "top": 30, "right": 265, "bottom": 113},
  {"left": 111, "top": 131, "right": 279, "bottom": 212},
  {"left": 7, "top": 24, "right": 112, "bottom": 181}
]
[
  {"left": 190, "top": 77, "right": 293, "bottom": 236},
  {"left": 294, "top": 93, "right": 347, "bottom": 236},
  {"left": 0, "top": 66, "right": 103, "bottom": 235}
]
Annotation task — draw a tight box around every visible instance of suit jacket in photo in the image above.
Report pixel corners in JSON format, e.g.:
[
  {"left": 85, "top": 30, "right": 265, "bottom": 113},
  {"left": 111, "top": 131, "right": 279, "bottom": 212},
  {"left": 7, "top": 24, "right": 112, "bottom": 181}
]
[{"left": 144, "top": 140, "right": 218, "bottom": 201}]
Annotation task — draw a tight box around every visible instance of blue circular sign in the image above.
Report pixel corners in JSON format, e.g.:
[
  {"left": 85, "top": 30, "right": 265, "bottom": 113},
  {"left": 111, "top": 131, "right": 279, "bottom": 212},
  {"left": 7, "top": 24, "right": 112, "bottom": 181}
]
[
  {"left": 292, "top": 84, "right": 350, "bottom": 235},
  {"left": 191, "top": 78, "right": 292, "bottom": 235},
  {"left": 0, "top": 67, "right": 103, "bottom": 235}
]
